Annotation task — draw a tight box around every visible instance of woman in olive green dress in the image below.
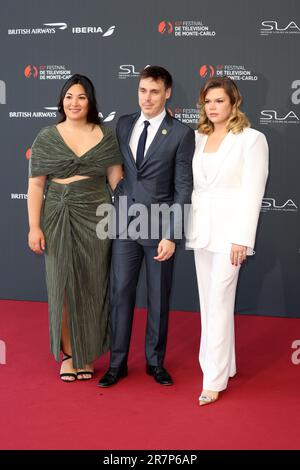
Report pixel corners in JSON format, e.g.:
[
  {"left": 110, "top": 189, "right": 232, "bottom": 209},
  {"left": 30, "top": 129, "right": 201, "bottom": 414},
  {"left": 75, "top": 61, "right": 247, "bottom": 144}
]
[{"left": 27, "top": 74, "right": 123, "bottom": 382}]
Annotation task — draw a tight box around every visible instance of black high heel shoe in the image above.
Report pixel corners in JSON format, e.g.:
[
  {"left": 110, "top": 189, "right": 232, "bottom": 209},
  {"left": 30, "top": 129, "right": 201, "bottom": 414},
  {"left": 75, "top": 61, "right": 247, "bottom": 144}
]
[
  {"left": 76, "top": 368, "right": 94, "bottom": 381},
  {"left": 60, "top": 353, "right": 77, "bottom": 382}
]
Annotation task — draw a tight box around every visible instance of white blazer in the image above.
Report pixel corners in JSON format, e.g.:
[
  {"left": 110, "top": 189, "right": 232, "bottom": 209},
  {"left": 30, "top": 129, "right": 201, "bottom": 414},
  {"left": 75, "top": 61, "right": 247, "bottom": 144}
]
[{"left": 185, "top": 128, "right": 269, "bottom": 254}]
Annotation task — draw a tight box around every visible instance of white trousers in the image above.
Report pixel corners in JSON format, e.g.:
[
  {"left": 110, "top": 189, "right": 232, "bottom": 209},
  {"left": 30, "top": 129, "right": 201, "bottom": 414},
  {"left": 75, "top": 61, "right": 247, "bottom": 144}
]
[{"left": 194, "top": 249, "right": 240, "bottom": 391}]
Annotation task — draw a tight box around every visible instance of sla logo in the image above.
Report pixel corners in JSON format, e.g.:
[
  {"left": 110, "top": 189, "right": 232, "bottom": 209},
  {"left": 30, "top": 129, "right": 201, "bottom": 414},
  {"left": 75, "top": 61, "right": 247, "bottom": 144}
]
[
  {"left": 119, "top": 64, "right": 150, "bottom": 79},
  {"left": 291, "top": 80, "right": 300, "bottom": 105},
  {"left": 0, "top": 80, "right": 6, "bottom": 104},
  {"left": 99, "top": 111, "right": 116, "bottom": 122},
  {"left": 24, "top": 65, "right": 38, "bottom": 78},
  {"left": 199, "top": 65, "right": 215, "bottom": 78},
  {"left": 158, "top": 21, "right": 173, "bottom": 34},
  {"left": 260, "top": 20, "right": 300, "bottom": 35},
  {"left": 260, "top": 110, "right": 299, "bottom": 124},
  {"left": 119, "top": 65, "right": 139, "bottom": 76},
  {"left": 261, "top": 198, "right": 298, "bottom": 212}
]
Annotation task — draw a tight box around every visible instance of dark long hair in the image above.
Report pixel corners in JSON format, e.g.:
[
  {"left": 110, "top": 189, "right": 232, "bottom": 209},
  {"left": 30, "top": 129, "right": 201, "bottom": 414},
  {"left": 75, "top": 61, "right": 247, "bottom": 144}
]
[{"left": 57, "top": 74, "right": 102, "bottom": 124}]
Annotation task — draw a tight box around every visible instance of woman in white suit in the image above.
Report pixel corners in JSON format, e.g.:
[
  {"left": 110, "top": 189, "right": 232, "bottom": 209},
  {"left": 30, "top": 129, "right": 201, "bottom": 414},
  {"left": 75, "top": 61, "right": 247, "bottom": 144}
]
[{"left": 186, "top": 77, "right": 268, "bottom": 406}]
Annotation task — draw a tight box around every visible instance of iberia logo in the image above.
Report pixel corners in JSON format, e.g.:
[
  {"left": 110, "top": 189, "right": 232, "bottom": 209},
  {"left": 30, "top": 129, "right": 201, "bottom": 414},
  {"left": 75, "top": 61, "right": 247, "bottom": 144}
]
[
  {"left": 26, "top": 148, "right": 31, "bottom": 159},
  {"left": 199, "top": 65, "right": 215, "bottom": 78},
  {"left": 158, "top": 21, "right": 173, "bottom": 34},
  {"left": 24, "top": 65, "right": 38, "bottom": 78}
]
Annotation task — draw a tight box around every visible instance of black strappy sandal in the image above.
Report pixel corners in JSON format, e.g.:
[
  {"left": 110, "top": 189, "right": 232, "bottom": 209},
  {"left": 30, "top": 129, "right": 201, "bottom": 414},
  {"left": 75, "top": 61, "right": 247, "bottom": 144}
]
[
  {"left": 60, "top": 353, "right": 77, "bottom": 382},
  {"left": 76, "top": 369, "right": 94, "bottom": 381}
]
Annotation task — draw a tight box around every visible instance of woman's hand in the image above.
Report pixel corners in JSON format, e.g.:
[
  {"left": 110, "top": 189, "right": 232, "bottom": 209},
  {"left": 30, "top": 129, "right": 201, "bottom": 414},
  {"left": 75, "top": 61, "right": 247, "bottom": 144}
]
[
  {"left": 230, "top": 244, "right": 247, "bottom": 266},
  {"left": 27, "top": 175, "right": 47, "bottom": 254},
  {"left": 28, "top": 227, "right": 46, "bottom": 255}
]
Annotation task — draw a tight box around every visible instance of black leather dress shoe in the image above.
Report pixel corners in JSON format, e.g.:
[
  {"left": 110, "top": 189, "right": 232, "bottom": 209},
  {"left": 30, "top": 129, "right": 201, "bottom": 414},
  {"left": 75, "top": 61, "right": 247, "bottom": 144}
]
[
  {"left": 146, "top": 365, "right": 173, "bottom": 385},
  {"left": 97, "top": 366, "right": 128, "bottom": 388}
]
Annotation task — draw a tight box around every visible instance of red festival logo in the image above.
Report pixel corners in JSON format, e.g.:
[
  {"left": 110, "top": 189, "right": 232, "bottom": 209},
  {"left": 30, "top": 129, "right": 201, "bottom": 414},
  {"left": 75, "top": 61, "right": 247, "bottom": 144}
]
[
  {"left": 199, "top": 65, "right": 215, "bottom": 78},
  {"left": 24, "top": 65, "right": 38, "bottom": 78},
  {"left": 167, "top": 107, "right": 174, "bottom": 116},
  {"left": 158, "top": 21, "right": 173, "bottom": 34},
  {"left": 26, "top": 148, "right": 31, "bottom": 160}
]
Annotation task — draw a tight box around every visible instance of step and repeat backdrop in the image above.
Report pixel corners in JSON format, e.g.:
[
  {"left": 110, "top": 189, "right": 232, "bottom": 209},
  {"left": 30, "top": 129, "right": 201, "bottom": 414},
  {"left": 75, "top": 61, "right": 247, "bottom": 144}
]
[{"left": 0, "top": 0, "right": 299, "bottom": 316}]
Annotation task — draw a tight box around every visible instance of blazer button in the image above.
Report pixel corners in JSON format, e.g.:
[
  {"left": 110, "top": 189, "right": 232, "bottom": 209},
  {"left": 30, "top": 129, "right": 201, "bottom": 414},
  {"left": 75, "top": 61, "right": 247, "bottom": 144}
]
[{"left": 132, "top": 198, "right": 135, "bottom": 202}]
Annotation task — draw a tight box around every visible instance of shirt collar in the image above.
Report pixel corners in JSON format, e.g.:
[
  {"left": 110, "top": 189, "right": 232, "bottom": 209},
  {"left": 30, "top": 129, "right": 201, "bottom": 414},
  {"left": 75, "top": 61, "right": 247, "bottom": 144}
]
[{"left": 138, "top": 109, "right": 166, "bottom": 128}]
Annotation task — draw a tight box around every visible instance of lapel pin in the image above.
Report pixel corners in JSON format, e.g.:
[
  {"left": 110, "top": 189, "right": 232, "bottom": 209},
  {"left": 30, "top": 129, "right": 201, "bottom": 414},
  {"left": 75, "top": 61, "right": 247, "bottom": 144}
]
[{"left": 162, "top": 129, "right": 168, "bottom": 135}]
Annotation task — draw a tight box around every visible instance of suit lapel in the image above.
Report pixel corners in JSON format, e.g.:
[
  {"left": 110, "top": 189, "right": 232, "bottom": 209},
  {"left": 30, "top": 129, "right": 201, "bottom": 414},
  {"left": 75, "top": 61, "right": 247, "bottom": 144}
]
[
  {"left": 199, "top": 131, "right": 235, "bottom": 186},
  {"left": 124, "top": 113, "right": 140, "bottom": 167},
  {"left": 196, "top": 133, "right": 207, "bottom": 186},
  {"left": 140, "top": 112, "right": 173, "bottom": 168},
  {"left": 207, "top": 131, "right": 235, "bottom": 185}
]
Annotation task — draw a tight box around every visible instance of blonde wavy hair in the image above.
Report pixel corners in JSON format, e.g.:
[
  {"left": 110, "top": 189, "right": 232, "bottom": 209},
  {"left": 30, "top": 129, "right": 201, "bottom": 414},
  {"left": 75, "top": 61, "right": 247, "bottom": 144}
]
[{"left": 197, "top": 76, "right": 250, "bottom": 134}]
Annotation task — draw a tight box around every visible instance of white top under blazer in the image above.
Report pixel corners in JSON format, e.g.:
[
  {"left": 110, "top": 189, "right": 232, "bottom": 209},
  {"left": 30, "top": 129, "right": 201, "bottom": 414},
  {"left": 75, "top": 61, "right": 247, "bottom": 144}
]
[
  {"left": 185, "top": 128, "right": 269, "bottom": 255},
  {"left": 201, "top": 151, "right": 220, "bottom": 178}
]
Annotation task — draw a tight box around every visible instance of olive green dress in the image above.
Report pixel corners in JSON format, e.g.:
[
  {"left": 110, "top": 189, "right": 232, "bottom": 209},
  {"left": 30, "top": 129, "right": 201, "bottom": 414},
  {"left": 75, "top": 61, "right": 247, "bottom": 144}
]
[{"left": 29, "top": 125, "right": 122, "bottom": 368}]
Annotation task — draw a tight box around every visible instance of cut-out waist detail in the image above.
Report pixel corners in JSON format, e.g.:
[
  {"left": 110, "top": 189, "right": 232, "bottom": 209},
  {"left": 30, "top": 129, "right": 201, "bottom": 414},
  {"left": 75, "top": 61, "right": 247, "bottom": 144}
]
[
  {"left": 47, "top": 176, "right": 108, "bottom": 196},
  {"left": 51, "top": 175, "right": 92, "bottom": 185}
]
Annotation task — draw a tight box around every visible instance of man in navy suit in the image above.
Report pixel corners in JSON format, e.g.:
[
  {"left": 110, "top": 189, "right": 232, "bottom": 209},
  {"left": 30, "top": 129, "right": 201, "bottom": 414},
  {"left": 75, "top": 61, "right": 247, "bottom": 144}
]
[{"left": 98, "top": 66, "right": 194, "bottom": 387}]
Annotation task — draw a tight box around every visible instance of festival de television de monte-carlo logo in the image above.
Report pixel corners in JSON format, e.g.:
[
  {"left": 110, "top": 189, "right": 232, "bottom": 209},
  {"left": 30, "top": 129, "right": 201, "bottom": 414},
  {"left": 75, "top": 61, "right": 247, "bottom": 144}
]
[
  {"left": 24, "top": 65, "right": 72, "bottom": 80},
  {"left": 199, "top": 64, "right": 258, "bottom": 81},
  {"left": 158, "top": 19, "right": 216, "bottom": 37},
  {"left": 165, "top": 63, "right": 258, "bottom": 125}
]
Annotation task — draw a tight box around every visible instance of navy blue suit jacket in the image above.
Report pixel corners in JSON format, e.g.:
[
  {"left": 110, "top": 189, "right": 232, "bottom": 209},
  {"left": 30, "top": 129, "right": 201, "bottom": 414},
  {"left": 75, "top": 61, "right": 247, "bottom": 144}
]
[{"left": 114, "top": 111, "right": 195, "bottom": 245}]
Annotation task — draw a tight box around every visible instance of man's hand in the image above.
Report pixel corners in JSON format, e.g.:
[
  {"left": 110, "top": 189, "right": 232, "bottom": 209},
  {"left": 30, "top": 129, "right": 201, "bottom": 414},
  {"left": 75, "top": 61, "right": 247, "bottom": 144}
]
[{"left": 154, "top": 239, "right": 176, "bottom": 262}]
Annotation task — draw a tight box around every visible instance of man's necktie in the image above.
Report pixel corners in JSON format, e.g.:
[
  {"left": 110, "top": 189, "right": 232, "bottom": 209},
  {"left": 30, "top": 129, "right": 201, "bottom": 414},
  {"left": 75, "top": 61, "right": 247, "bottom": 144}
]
[{"left": 136, "top": 120, "right": 150, "bottom": 168}]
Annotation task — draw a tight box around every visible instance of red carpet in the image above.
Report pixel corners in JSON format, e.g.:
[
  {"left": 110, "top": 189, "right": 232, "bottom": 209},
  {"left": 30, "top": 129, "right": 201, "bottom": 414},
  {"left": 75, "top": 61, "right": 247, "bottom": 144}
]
[{"left": 0, "top": 300, "right": 299, "bottom": 450}]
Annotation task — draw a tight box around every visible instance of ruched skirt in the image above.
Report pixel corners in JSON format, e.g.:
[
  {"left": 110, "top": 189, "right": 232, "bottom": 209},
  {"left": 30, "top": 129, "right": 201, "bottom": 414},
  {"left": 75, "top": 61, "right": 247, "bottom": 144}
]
[{"left": 43, "top": 177, "right": 112, "bottom": 368}]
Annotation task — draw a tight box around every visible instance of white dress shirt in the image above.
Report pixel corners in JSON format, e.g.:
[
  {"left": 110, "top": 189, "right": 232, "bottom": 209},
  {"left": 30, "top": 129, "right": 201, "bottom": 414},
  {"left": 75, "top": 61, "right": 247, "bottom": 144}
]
[{"left": 129, "top": 109, "right": 166, "bottom": 161}]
